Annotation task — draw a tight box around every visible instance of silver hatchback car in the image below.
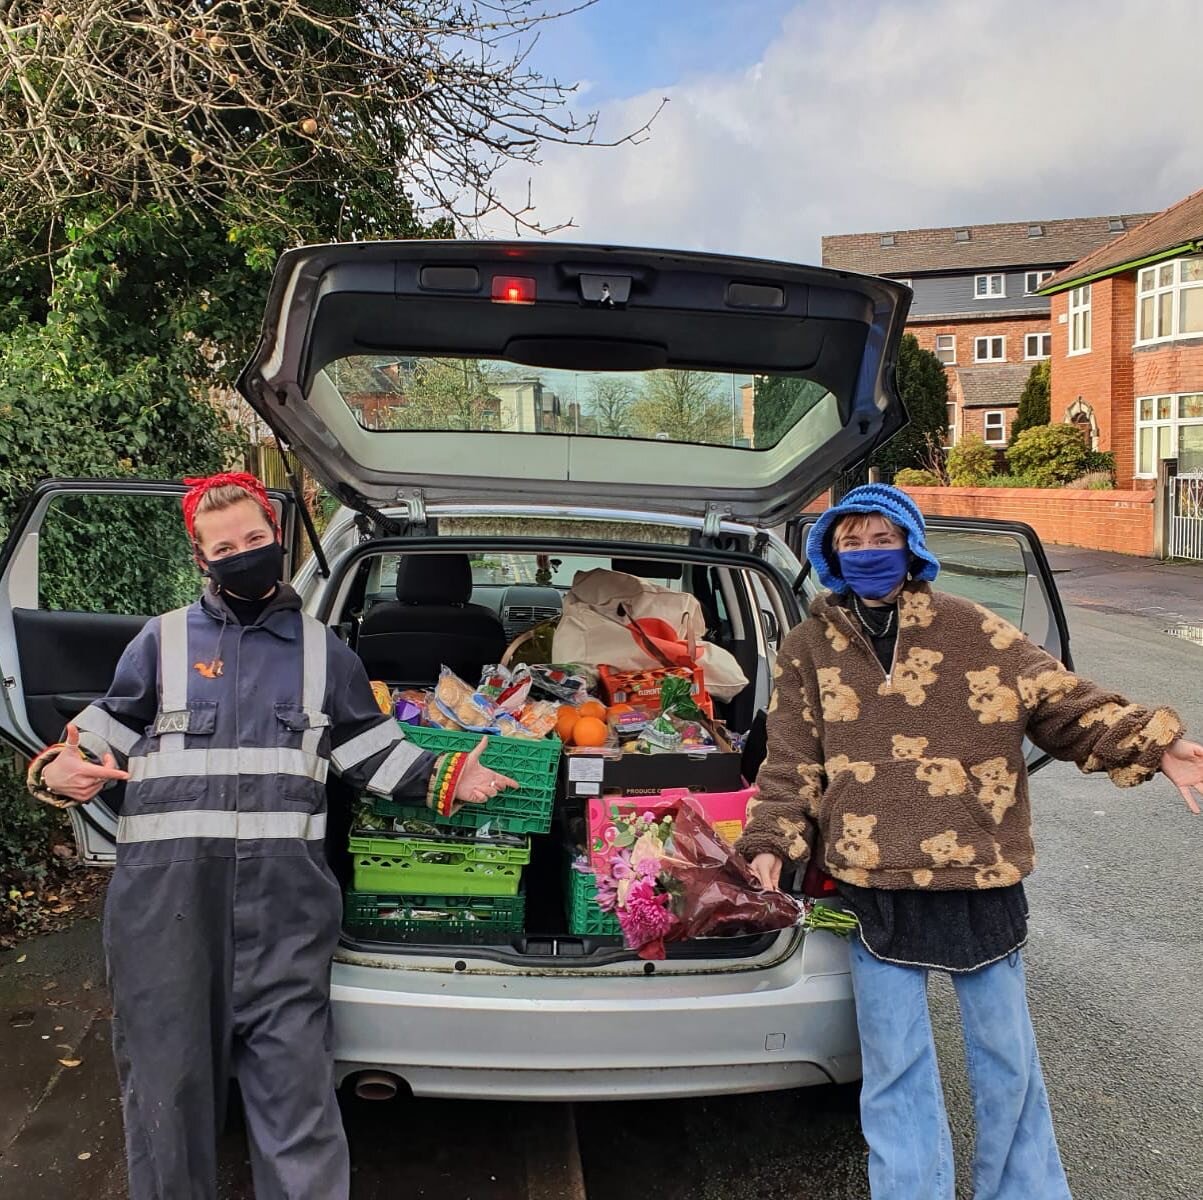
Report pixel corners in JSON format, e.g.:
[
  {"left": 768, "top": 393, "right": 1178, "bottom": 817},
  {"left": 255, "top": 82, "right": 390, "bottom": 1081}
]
[{"left": 0, "top": 241, "right": 1071, "bottom": 1100}]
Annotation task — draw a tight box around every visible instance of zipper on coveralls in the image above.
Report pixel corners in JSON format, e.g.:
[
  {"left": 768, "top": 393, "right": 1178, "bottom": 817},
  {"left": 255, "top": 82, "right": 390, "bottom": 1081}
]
[{"left": 833, "top": 607, "right": 900, "bottom": 685}]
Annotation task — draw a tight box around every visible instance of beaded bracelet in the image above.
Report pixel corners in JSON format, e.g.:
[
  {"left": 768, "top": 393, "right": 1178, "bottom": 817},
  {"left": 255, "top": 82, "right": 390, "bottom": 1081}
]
[{"left": 426, "top": 751, "right": 470, "bottom": 817}]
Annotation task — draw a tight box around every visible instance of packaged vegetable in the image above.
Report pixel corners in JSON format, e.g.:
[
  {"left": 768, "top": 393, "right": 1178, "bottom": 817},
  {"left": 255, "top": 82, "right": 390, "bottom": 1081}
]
[{"left": 528, "top": 664, "right": 590, "bottom": 704}]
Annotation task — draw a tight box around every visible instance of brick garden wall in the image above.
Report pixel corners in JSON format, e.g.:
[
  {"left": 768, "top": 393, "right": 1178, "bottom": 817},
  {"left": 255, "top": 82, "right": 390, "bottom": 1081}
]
[{"left": 802, "top": 485, "right": 1157, "bottom": 557}]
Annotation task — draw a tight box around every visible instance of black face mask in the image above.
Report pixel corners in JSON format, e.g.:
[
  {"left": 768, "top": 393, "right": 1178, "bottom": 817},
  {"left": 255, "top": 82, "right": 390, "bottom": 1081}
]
[{"left": 206, "top": 542, "right": 284, "bottom": 600}]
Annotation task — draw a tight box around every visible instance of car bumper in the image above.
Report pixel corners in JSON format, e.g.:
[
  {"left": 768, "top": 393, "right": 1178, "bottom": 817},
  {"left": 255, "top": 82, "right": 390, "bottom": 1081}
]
[{"left": 329, "top": 930, "right": 860, "bottom": 1101}]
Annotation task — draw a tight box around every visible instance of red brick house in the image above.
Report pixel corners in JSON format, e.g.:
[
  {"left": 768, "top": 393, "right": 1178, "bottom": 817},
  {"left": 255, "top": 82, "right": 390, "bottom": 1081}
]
[
  {"left": 822, "top": 215, "right": 1151, "bottom": 447},
  {"left": 1041, "top": 188, "right": 1203, "bottom": 488}
]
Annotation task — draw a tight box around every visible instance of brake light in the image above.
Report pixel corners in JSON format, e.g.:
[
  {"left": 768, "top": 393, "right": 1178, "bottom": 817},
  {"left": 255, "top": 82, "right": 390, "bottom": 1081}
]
[
  {"left": 491, "top": 275, "right": 536, "bottom": 304},
  {"left": 800, "top": 856, "right": 839, "bottom": 899}
]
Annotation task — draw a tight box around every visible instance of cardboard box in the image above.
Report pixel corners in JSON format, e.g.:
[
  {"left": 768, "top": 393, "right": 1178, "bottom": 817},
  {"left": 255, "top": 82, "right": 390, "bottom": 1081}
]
[
  {"left": 597, "top": 664, "right": 713, "bottom": 718},
  {"left": 562, "top": 748, "right": 744, "bottom": 799},
  {"left": 586, "top": 786, "right": 757, "bottom": 868}
]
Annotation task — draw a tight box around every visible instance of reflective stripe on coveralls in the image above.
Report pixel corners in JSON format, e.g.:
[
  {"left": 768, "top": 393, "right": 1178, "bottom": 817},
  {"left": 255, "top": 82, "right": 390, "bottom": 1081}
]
[{"left": 105, "top": 602, "right": 351, "bottom": 1200}]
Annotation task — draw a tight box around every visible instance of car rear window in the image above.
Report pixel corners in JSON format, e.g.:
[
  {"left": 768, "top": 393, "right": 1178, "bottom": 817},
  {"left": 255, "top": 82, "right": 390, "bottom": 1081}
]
[{"left": 327, "top": 355, "right": 831, "bottom": 450}]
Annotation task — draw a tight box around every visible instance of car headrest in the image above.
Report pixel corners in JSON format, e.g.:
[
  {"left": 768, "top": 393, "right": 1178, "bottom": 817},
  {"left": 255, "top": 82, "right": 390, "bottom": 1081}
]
[{"left": 395, "top": 555, "right": 473, "bottom": 605}]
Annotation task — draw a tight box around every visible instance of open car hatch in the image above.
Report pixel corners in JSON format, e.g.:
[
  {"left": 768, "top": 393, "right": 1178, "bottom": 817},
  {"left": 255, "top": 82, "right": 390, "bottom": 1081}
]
[{"left": 237, "top": 241, "right": 910, "bottom": 527}]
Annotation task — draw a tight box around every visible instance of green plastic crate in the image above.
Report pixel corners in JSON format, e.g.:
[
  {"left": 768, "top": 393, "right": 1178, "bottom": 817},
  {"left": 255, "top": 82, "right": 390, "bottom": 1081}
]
[
  {"left": 349, "top": 829, "right": 530, "bottom": 896},
  {"left": 344, "top": 890, "right": 525, "bottom": 945},
  {"left": 373, "top": 726, "right": 562, "bottom": 835},
  {"left": 566, "top": 861, "right": 621, "bottom": 938}
]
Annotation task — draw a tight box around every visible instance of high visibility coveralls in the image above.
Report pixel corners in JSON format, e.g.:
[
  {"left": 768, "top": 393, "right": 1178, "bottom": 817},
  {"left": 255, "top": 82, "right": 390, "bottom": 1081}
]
[{"left": 70, "top": 586, "right": 435, "bottom": 1199}]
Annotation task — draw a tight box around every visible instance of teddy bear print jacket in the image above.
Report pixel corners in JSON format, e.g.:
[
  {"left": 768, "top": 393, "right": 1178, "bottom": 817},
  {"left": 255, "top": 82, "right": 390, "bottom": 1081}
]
[{"left": 734, "top": 582, "right": 1183, "bottom": 891}]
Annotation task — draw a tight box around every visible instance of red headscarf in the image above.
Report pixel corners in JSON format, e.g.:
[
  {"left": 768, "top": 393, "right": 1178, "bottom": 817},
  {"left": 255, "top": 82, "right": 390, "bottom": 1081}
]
[{"left": 181, "top": 472, "right": 280, "bottom": 545}]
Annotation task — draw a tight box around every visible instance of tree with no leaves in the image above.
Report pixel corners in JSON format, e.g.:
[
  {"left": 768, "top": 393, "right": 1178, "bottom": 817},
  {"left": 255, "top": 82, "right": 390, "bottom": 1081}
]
[
  {"left": 630, "top": 370, "right": 732, "bottom": 446},
  {"left": 587, "top": 376, "right": 636, "bottom": 436},
  {"left": 0, "top": 0, "right": 662, "bottom": 242}
]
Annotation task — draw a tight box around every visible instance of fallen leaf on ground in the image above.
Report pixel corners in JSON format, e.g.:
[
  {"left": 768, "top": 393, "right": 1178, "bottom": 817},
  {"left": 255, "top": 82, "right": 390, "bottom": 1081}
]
[
  {"left": 78, "top": 1151, "right": 92, "bottom": 1161},
  {"left": 43, "top": 980, "right": 58, "bottom": 990},
  {"left": 16, "top": 953, "right": 26, "bottom": 963},
  {"left": 58, "top": 1058, "right": 82, "bottom": 1068}
]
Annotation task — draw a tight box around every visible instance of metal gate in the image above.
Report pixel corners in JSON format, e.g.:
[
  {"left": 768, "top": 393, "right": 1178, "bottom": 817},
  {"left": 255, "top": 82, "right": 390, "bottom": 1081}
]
[{"left": 1169, "top": 471, "right": 1203, "bottom": 560}]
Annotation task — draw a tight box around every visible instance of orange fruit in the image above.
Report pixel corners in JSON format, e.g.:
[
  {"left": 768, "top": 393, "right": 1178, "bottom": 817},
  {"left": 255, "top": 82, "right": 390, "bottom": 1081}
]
[
  {"left": 555, "top": 705, "right": 580, "bottom": 740},
  {"left": 571, "top": 716, "right": 609, "bottom": 747},
  {"left": 578, "top": 699, "right": 607, "bottom": 721},
  {"left": 606, "top": 702, "right": 635, "bottom": 718}
]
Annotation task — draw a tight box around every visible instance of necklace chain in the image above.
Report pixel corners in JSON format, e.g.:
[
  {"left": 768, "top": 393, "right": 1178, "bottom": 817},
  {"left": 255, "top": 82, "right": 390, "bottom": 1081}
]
[{"left": 851, "top": 593, "right": 896, "bottom": 637}]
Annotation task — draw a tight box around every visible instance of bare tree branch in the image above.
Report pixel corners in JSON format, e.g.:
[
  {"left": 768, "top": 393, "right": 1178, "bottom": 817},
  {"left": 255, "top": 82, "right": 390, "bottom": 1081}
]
[{"left": 0, "top": 0, "right": 659, "bottom": 240}]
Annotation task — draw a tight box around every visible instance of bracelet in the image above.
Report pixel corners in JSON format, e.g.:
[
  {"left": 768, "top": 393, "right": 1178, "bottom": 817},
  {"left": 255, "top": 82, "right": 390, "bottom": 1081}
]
[
  {"left": 25, "top": 743, "right": 84, "bottom": 809},
  {"left": 426, "top": 752, "right": 470, "bottom": 818}
]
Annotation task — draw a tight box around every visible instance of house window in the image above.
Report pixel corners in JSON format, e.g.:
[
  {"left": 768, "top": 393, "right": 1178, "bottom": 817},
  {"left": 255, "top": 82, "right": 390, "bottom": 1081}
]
[
  {"left": 1068, "top": 284, "right": 1091, "bottom": 354},
  {"left": 975, "top": 274, "right": 1005, "bottom": 299},
  {"left": 974, "top": 336, "right": 1006, "bottom": 362},
  {"left": 880, "top": 233, "right": 896, "bottom": 248},
  {"left": 935, "top": 334, "right": 956, "bottom": 364},
  {"left": 1027, "top": 225, "right": 1044, "bottom": 238},
  {"left": 983, "top": 411, "right": 1007, "bottom": 445},
  {"left": 1108, "top": 217, "right": 1125, "bottom": 233},
  {"left": 1135, "top": 393, "right": 1203, "bottom": 476},
  {"left": 1024, "top": 332, "right": 1052, "bottom": 359},
  {"left": 946, "top": 402, "right": 958, "bottom": 445},
  {"left": 1024, "top": 270, "right": 1054, "bottom": 294},
  {"left": 954, "top": 229, "right": 971, "bottom": 243},
  {"left": 1136, "top": 256, "right": 1203, "bottom": 345}
]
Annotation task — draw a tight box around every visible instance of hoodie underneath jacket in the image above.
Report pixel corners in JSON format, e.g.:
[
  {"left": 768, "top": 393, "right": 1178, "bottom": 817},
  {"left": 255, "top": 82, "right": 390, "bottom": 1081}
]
[{"left": 734, "top": 582, "right": 1183, "bottom": 890}]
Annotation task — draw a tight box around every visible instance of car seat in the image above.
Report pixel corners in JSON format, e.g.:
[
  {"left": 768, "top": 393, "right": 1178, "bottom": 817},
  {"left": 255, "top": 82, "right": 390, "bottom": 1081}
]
[{"left": 357, "top": 554, "right": 507, "bottom": 687}]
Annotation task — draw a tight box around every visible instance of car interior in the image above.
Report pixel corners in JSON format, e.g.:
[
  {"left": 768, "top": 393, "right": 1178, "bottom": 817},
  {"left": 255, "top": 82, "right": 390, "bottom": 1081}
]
[{"left": 315, "top": 542, "right": 788, "bottom": 964}]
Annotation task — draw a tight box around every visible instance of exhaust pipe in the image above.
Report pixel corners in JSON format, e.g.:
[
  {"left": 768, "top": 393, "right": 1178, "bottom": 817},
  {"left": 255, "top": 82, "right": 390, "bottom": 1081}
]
[{"left": 352, "top": 1071, "right": 401, "bottom": 1101}]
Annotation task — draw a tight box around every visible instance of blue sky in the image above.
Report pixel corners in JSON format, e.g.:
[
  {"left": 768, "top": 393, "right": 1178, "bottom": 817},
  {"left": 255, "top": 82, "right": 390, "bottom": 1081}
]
[
  {"left": 487, "top": 0, "right": 1203, "bottom": 262},
  {"left": 525, "top": 0, "right": 798, "bottom": 103}
]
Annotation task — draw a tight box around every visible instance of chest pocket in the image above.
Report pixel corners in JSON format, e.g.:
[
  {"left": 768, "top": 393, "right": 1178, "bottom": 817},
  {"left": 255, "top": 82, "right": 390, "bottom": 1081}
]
[
  {"left": 146, "top": 699, "right": 218, "bottom": 740},
  {"left": 129, "top": 701, "right": 219, "bottom": 812},
  {"left": 274, "top": 705, "right": 331, "bottom": 811}
]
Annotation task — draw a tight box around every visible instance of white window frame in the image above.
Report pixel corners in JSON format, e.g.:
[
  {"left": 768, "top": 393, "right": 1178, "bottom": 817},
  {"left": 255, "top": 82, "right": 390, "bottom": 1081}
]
[
  {"left": 975, "top": 274, "right": 1006, "bottom": 299},
  {"left": 1135, "top": 256, "right": 1203, "bottom": 346},
  {"left": 1024, "top": 332, "right": 1051, "bottom": 360},
  {"left": 983, "top": 410, "right": 1007, "bottom": 445},
  {"left": 1024, "top": 270, "right": 1053, "bottom": 294},
  {"left": 974, "top": 336, "right": 1006, "bottom": 363},
  {"left": 1068, "top": 284, "right": 1091, "bottom": 355},
  {"left": 1134, "top": 392, "right": 1203, "bottom": 477},
  {"left": 935, "top": 334, "right": 956, "bottom": 365},
  {"left": 946, "top": 401, "right": 958, "bottom": 446}
]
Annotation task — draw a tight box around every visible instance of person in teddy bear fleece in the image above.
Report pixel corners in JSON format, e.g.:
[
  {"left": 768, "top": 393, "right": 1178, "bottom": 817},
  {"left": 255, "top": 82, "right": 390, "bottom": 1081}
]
[{"left": 736, "top": 484, "right": 1203, "bottom": 1200}]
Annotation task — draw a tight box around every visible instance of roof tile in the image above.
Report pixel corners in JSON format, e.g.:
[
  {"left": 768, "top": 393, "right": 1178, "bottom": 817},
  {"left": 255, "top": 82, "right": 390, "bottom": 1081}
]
[
  {"left": 1042, "top": 187, "right": 1203, "bottom": 291},
  {"left": 822, "top": 214, "right": 1154, "bottom": 276}
]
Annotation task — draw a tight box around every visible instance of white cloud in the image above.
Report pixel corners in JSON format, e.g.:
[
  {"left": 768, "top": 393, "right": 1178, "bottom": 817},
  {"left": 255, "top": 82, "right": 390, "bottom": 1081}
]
[{"left": 492, "top": 0, "right": 1203, "bottom": 260}]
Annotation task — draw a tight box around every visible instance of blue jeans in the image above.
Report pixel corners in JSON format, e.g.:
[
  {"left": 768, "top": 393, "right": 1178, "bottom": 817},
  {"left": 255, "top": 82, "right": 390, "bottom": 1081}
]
[{"left": 848, "top": 939, "right": 1072, "bottom": 1200}]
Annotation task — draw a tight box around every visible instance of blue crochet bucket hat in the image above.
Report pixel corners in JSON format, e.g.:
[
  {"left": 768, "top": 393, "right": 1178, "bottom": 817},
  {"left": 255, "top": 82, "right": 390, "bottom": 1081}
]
[{"left": 806, "top": 484, "right": 941, "bottom": 595}]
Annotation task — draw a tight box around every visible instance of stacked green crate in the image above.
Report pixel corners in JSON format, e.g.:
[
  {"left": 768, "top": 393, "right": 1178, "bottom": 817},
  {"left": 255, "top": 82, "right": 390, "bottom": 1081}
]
[
  {"left": 347, "top": 727, "right": 563, "bottom": 945},
  {"left": 372, "top": 727, "right": 561, "bottom": 835},
  {"left": 566, "top": 858, "right": 621, "bottom": 937},
  {"left": 344, "top": 891, "right": 525, "bottom": 945}
]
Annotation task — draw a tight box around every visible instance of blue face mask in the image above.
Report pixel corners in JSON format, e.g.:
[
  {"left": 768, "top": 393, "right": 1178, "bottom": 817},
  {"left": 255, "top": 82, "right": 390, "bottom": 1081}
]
[{"left": 837, "top": 547, "right": 909, "bottom": 600}]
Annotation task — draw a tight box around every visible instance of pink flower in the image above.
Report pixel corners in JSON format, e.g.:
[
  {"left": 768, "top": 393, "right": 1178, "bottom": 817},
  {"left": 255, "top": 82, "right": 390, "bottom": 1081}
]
[{"left": 617, "top": 878, "right": 677, "bottom": 957}]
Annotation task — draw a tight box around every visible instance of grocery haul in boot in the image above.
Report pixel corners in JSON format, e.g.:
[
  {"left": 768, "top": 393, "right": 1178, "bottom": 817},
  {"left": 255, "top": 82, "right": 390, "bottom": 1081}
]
[{"left": 344, "top": 569, "right": 852, "bottom": 959}]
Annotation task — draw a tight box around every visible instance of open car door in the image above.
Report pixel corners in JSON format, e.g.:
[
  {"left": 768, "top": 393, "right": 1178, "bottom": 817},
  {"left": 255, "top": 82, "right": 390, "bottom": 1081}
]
[
  {"left": 0, "top": 480, "right": 297, "bottom": 862},
  {"left": 786, "top": 513, "right": 1073, "bottom": 769}
]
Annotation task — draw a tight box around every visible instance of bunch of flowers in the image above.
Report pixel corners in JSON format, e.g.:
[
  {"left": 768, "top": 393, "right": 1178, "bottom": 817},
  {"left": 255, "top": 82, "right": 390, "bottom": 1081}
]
[{"left": 587, "top": 797, "right": 858, "bottom": 960}]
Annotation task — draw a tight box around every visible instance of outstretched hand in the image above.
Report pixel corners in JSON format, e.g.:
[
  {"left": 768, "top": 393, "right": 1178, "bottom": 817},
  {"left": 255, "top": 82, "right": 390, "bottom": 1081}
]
[
  {"left": 454, "top": 736, "right": 520, "bottom": 806},
  {"left": 40, "top": 723, "right": 130, "bottom": 805},
  {"left": 1161, "top": 738, "right": 1203, "bottom": 815}
]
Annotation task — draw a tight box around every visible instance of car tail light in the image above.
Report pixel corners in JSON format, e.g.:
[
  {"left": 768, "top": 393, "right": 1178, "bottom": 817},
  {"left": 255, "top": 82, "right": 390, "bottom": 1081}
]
[
  {"left": 491, "top": 275, "right": 536, "bottom": 304},
  {"left": 800, "top": 856, "right": 839, "bottom": 899}
]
